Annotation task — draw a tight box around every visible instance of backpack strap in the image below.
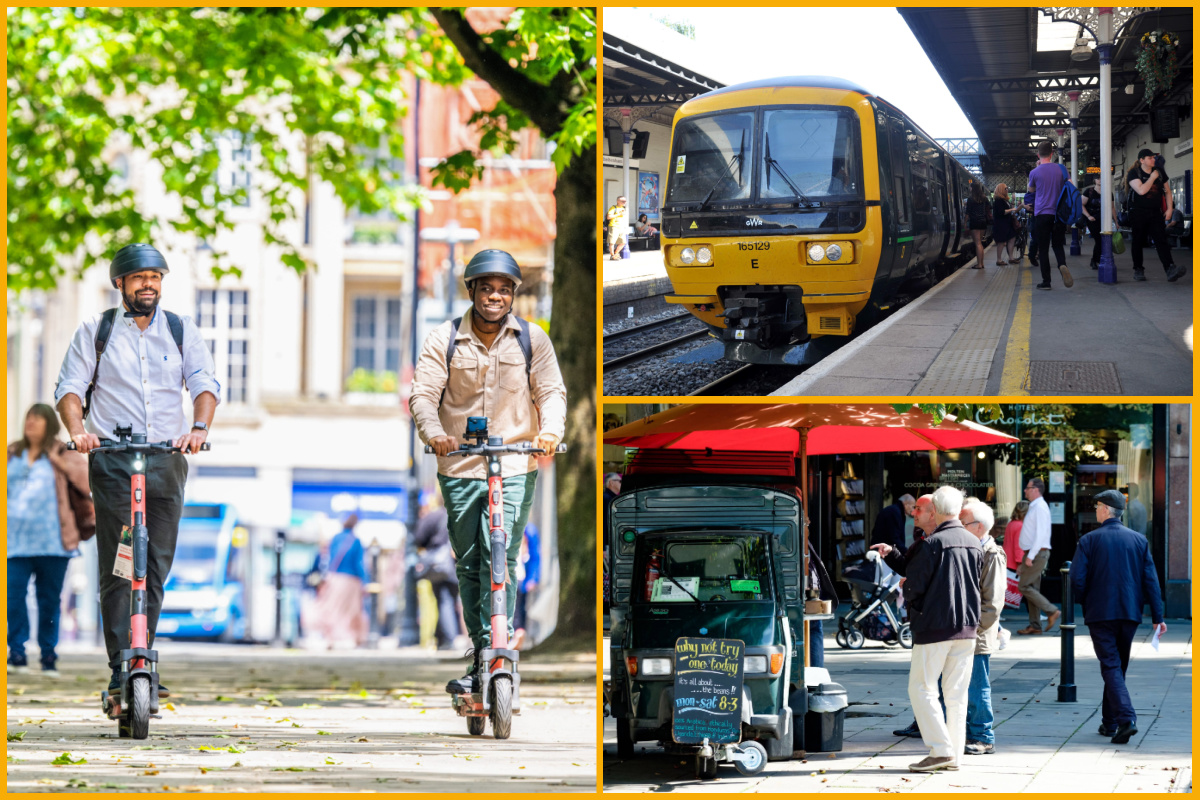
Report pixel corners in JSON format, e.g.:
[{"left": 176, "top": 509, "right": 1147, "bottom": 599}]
[
  {"left": 163, "top": 310, "right": 185, "bottom": 354},
  {"left": 83, "top": 308, "right": 120, "bottom": 420},
  {"left": 439, "top": 315, "right": 534, "bottom": 406}
]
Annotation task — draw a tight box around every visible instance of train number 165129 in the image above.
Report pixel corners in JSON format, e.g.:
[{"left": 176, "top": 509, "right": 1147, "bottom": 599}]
[{"left": 736, "top": 242, "right": 771, "bottom": 251}]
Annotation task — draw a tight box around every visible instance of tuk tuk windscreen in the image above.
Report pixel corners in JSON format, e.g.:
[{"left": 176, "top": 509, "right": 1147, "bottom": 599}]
[{"left": 637, "top": 533, "right": 772, "bottom": 603}]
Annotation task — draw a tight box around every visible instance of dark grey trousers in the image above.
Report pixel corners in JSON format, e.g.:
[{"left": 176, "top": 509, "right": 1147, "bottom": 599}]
[{"left": 90, "top": 452, "right": 188, "bottom": 669}]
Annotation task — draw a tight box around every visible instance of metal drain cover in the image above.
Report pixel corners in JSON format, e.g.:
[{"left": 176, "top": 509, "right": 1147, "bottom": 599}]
[{"left": 1028, "top": 361, "right": 1122, "bottom": 394}]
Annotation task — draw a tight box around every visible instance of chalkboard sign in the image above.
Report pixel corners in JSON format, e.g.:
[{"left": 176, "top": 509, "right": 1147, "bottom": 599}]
[{"left": 672, "top": 637, "right": 745, "bottom": 744}]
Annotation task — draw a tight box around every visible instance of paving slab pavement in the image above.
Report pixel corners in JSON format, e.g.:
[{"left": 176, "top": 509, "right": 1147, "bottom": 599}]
[
  {"left": 603, "top": 611, "right": 1190, "bottom": 792},
  {"left": 7, "top": 643, "right": 596, "bottom": 793}
]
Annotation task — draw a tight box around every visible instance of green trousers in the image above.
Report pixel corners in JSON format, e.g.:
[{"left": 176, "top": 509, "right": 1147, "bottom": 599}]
[{"left": 437, "top": 470, "right": 538, "bottom": 650}]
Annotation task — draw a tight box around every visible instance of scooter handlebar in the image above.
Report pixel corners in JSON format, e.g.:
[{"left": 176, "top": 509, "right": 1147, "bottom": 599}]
[
  {"left": 424, "top": 441, "right": 568, "bottom": 457},
  {"left": 67, "top": 440, "right": 211, "bottom": 453}
]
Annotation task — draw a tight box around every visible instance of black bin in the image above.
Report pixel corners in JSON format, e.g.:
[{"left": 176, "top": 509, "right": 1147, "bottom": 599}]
[{"left": 804, "top": 682, "right": 847, "bottom": 752}]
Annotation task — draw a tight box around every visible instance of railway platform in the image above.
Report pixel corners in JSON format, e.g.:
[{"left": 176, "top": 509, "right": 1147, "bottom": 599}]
[
  {"left": 602, "top": 249, "right": 671, "bottom": 325},
  {"left": 773, "top": 245, "right": 1192, "bottom": 397}
]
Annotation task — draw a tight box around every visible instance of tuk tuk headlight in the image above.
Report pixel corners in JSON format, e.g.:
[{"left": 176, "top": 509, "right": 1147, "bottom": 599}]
[
  {"left": 744, "top": 655, "right": 768, "bottom": 674},
  {"left": 641, "top": 658, "right": 673, "bottom": 676},
  {"left": 680, "top": 247, "right": 696, "bottom": 265}
]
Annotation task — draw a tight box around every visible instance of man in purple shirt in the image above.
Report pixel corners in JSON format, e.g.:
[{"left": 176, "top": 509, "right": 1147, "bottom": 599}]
[{"left": 1027, "top": 141, "right": 1073, "bottom": 290}]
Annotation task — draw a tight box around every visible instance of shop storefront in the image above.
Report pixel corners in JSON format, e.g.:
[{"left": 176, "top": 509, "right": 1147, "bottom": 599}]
[{"left": 808, "top": 405, "right": 1174, "bottom": 609}]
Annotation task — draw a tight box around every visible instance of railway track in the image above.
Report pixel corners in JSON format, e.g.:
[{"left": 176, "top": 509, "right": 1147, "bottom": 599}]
[{"left": 602, "top": 328, "right": 711, "bottom": 371}]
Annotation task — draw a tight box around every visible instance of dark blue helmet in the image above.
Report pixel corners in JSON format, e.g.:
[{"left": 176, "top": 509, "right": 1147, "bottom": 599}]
[
  {"left": 110, "top": 243, "right": 169, "bottom": 288},
  {"left": 463, "top": 249, "right": 522, "bottom": 289}
]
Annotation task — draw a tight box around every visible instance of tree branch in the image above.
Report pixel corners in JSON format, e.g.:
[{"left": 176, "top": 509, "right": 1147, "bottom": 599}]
[{"left": 429, "top": 7, "right": 564, "bottom": 135}]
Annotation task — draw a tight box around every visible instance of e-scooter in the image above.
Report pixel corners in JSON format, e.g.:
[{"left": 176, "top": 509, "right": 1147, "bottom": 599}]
[
  {"left": 70, "top": 426, "right": 209, "bottom": 739},
  {"left": 425, "top": 416, "right": 565, "bottom": 739}
]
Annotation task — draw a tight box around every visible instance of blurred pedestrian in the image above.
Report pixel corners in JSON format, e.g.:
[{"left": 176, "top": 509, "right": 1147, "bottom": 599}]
[
  {"left": 1002, "top": 500, "right": 1028, "bottom": 571},
  {"left": 964, "top": 182, "right": 989, "bottom": 268},
  {"left": 806, "top": 541, "right": 838, "bottom": 669},
  {"left": 1022, "top": 184, "right": 1038, "bottom": 268},
  {"left": 413, "top": 499, "right": 461, "bottom": 650},
  {"left": 1081, "top": 176, "right": 1117, "bottom": 270},
  {"left": 607, "top": 196, "right": 629, "bottom": 260},
  {"left": 305, "top": 515, "right": 369, "bottom": 648},
  {"left": 1124, "top": 483, "right": 1148, "bottom": 536},
  {"left": 992, "top": 183, "right": 1016, "bottom": 265},
  {"left": 960, "top": 500, "right": 1005, "bottom": 756},
  {"left": 1069, "top": 489, "right": 1166, "bottom": 745},
  {"left": 603, "top": 472, "right": 622, "bottom": 537},
  {"left": 1125, "top": 148, "right": 1183, "bottom": 282},
  {"left": 1028, "top": 141, "right": 1073, "bottom": 290},
  {"left": 903, "top": 486, "right": 982, "bottom": 773},
  {"left": 512, "top": 522, "right": 541, "bottom": 650},
  {"left": 872, "top": 493, "right": 914, "bottom": 557},
  {"left": 7, "top": 404, "right": 90, "bottom": 677},
  {"left": 1017, "top": 478, "right": 1059, "bottom": 634}
]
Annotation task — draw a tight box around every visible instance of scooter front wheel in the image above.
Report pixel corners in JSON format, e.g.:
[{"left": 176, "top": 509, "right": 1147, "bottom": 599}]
[
  {"left": 129, "top": 675, "right": 151, "bottom": 740},
  {"left": 467, "top": 715, "right": 486, "bottom": 736},
  {"left": 490, "top": 675, "right": 513, "bottom": 740}
]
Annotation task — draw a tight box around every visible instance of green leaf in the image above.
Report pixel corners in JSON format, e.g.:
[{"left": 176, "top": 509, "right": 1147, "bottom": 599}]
[
  {"left": 7, "top": 731, "right": 26, "bottom": 742},
  {"left": 272, "top": 767, "right": 316, "bottom": 772},
  {"left": 52, "top": 752, "right": 87, "bottom": 766}
]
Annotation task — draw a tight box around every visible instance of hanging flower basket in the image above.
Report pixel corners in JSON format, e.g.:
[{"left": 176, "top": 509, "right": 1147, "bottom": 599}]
[{"left": 1136, "top": 30, "right": 1181, "bottom": 105}]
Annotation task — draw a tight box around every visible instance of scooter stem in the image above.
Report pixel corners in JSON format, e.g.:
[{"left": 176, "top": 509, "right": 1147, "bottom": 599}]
[
  {"left": 487, "top": 455, "right": 508, "bottom": 655},
  {"left": 129, "top": 464, "right": 149, "bottom": 669}
]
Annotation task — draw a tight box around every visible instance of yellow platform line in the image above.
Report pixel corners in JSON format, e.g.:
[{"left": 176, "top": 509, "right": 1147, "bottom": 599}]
[{"left": 999, "top": 262, "right": 1033, "bottom": 395}]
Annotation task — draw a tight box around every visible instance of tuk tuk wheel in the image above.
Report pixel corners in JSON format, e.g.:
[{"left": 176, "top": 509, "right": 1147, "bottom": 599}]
[
  {"left": 616, "top": 718, "right": 635, "bottom": 759},
  {"left": 694, "top": 753, "right": 718, "bottom": 780},
  {"left": 898, "top": 623, "right": 914, "bottom": 649},
  {"left": 846, "top": 629, "right": 866, "bottom": 650},
  {"left": 835, "top": 629, "right": 850, "bottom": 649},
  {"left": 734, "top": 741, "right": 768, "bottom": 776}
]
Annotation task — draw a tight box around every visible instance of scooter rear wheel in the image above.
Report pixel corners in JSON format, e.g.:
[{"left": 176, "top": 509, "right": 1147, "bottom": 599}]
[
  {"left": 467, "top": 715, "right": 486, "bottom": 736},
  {"left": 490, "top": 675, "right": 512, "bottom": 740},
  {"left": 129, "top": 675, "right": 151, "bottom": 740}
]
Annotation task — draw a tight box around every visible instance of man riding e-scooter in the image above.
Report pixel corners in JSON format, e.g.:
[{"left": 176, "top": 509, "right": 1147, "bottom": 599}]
[
  {"left": 55, "top": 244, "right": 220, "bottom": 698},
  {"left": 409, "top": 249, "right": 566, "bottom": 694}
]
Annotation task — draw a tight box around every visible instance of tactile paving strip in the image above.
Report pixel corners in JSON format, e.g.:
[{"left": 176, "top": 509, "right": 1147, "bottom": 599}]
[
  {"left": 1027, "top": 361, "right": 1122, "bottom": 394},
  {"left": 912, "top": 265, "right": 1019, "bottom": 395}
]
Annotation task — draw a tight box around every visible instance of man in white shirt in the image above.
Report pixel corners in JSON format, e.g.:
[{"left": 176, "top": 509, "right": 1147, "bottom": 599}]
[
  {"left": 55, "top": 243, "right": 220, "bottom": 695},
  {"left": 1016, "top": 477, "right": 1060, "bottom": 635}
]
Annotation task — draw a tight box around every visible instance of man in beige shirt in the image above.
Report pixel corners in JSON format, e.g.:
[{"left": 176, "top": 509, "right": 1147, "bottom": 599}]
[{"left": 409, "top": 249, "right": 566, "bottom": 693}]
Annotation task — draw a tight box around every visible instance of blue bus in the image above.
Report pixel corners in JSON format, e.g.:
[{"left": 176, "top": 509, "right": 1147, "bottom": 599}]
[{"left": 157, "top": 503, "right": 247, "bottom": 642}]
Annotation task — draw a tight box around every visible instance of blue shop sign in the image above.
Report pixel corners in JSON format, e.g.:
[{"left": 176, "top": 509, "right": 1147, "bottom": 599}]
[{"left": 291, "top": 482, "right": 407, "bottom": 521}]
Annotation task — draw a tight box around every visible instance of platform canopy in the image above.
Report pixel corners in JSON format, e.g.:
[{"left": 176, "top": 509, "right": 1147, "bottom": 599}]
[
  {"left": 899, "top": 7, "right": 1194, "bottom": 174},
  {"left": 603, "top": 32, "right": 724, "bottom": 127}
]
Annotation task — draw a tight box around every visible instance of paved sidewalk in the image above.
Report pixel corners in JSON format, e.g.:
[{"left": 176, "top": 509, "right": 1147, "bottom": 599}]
[
  {"left": 773, "top": 247, "right": 1192, "bottom": 397},
  {"left": 603, "top": 612, "right": 1191, "bottom": 792},
  {"left": 7, "top": 644, "right": 596, "bottom": 793}
]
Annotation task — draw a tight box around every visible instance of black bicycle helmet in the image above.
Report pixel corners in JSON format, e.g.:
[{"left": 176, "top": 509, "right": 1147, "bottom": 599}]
[
  {"left": 110, "top": 243, "right": 169, "bottom": 288},
  {"left": 463, "top": 249, "right": 522, "bottom": 289}
]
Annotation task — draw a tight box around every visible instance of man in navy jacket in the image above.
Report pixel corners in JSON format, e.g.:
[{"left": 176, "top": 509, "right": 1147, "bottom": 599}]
[{"left": 1069, "top": 489, "right": 1166, "bottom": 745}]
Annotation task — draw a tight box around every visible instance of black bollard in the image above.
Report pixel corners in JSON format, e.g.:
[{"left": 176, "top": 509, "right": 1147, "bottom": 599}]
[
  {"left": 272, "top": 530, "right": 286, "bottom": 648},
  {"left": 1057, "top": 561, "right": 1076, "bottom": 702}
]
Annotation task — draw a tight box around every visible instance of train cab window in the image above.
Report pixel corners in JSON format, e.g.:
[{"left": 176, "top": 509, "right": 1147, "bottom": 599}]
[
  {"left": 665, "top": 112, "right": 754, "bottom": 206},
  {"left": 760, "top": 108, "right": 860, "bottom": 200}
]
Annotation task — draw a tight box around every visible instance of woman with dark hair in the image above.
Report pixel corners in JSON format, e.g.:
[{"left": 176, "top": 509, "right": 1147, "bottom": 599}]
[
  {"left": 1002, "top": 500, "right": 1029, "bottom": 572},
  {"left": 964, "top": 181, "right": 990, "bottom": 268},
  {"left": 992, "top": 183, "right": 1017, "bottom": 266},
  {"left": 7, "top": 404, "right": 90, "bottom": 677}
]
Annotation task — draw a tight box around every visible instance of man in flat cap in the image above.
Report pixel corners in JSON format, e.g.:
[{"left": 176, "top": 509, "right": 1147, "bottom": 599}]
[{"left": 1069, "top": 489, "right": 1166, "bottom": 745}]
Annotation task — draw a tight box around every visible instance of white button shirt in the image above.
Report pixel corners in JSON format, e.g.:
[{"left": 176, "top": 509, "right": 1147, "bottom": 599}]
[
  {"left": 55, "top": 308, "right": 221, "bottom": 441},
  {"left": 1019, "top": 495, "right": 1053, "bottom": 556}
]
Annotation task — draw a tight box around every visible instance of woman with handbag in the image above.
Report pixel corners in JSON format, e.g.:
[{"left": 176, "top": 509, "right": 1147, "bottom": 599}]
[
  {"left": 7, "top": 404, "right": 92, "bottom": 677},
  {"left": 303, "top": 515, "right": 369, "bottom": 648}
]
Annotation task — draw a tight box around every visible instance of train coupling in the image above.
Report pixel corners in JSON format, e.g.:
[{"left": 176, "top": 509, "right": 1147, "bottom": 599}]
[{"left": 717, "top": 286, "right": 809, "bottom": 351}]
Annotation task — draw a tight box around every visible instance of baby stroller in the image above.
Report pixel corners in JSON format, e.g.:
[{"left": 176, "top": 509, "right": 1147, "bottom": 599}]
[{"left": 835, "top": 550, "right": 912, "bottom": 650}]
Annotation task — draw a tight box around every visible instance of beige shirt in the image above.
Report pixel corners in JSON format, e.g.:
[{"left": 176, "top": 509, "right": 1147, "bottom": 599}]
[{"left": 409, "top": 310, "right": 567, "bottom": 480}]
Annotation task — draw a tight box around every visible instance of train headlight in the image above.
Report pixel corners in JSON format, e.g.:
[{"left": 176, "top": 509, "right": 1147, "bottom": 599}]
[
  {"left": 696, "top": 246, "right": 712, "bottom": 264},
  {"left": 826, "top": 244, "right": 843, "bottom": 262},
  {"left": 680, "top": 247, "right": 696, "bottom": 265},
  {"left": 807, "top": 244, "right": 826, "bottom": 262}
]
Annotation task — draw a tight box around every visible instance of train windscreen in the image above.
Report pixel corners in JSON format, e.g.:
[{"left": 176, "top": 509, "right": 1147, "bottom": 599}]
[
  {"left": 665, "top": 112, "right": 754, "bottom": 206},
  {"left": 760, "top": 108, "right": 861, "bottom": 201}
]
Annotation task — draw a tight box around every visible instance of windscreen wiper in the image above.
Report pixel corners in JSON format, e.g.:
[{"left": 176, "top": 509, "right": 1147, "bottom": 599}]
[
  {"left": 764, "top": 132, "right": 816, "bottom": 207},
  {"left": 699, "top": 130, "right": 745, "bottom": 210}
]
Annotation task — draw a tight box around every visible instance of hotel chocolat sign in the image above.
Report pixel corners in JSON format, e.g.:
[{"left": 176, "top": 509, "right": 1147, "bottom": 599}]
[{"left": 672, "top": 637, "right": 745, "bottom": 744}]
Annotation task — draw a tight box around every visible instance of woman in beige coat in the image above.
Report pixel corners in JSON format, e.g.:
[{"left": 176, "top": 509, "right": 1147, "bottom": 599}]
[{"left": 960, "top": 500, "right": 1007, "bottom": 755}]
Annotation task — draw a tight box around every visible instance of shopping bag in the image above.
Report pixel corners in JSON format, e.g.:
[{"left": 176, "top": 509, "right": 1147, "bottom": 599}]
[
  {"left": 1004, "top": 569, "right": 1023, "bottom": 609},
  {"left": 1111, "top": 230, "right": 1126, "bottom": 255}
]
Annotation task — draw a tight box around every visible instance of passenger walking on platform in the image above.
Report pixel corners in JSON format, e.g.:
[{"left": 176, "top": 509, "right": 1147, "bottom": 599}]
[
  {"left": 903, "top": 486, "right": 982, "bottom": 773},
  {"left": 607, "top": 196, "right": 629, "bottom": 260},
  {"left": 1002, "top": 500, "right": 1028, "bottom": 571},
  {"left": 991, "top": 184, "right": 1016, "bottom": 266},
  {"left": 959, "top": 500, "right": 1005, "bottom": 756},
  {"left": 1016, "top": 478, "right": 1059, "bottom": 635},
  {"left": 964, "top": 182, "right": 989, "bottom": 269},
  {"left": 1081, "top": 177, "right": 1117, "bottom": 271},
  {"left": 1028, "top": 141, "right": 1073, "bottom": 290},
  {"left": 1126, "top": 148, "right": 1184, "bottom": 282},
  {"left": 1068, "top": 489, "right": 1166, "bottom": 745},
  {"left": 1022, "top": 186, "right": 1038, "bottom": 267}
]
